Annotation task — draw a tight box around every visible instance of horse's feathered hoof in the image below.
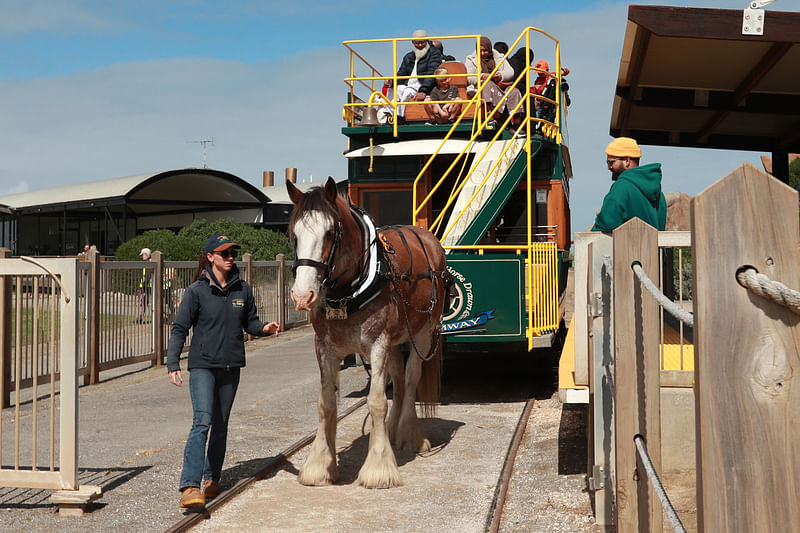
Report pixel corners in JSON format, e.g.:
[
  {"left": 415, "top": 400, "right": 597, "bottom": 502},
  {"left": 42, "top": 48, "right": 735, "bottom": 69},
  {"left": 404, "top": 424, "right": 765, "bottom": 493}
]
[
  {"left": 298, "top": 455, "right": 338, "bottom": 486},
  {"left": 357, "top": 445, "right": 402, "bottom": 488},
  {"left": 394, "top": 423, "right": 431, "bottom": 452}
]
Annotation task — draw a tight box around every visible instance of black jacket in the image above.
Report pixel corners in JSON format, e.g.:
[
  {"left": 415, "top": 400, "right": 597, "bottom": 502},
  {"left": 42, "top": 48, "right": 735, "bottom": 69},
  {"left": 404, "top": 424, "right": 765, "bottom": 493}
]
[
  {"left": 396, "top": 44, "right": 443, "bottom": 95},
  {"left": 166, "top": 265, "right": 267, "bottom": 372}
]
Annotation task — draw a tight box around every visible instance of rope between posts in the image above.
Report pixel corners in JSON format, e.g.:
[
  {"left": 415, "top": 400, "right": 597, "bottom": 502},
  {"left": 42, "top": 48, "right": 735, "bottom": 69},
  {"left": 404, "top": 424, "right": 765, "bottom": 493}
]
[
  {"left": 631, "top": 263, "right": 694, "bottom": 326},
  {"left": 736, "top": 267, "right": 800, "bottom": 315},
  {"left": 634, "top": 435, "right": 687, "bottom": 533}
]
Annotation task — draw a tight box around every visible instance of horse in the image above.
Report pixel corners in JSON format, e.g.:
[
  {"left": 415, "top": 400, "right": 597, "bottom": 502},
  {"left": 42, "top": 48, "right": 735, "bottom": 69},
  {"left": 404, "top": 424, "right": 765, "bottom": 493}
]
[{"left": 287, "top": 177, "right": 450, "bottom": 489}]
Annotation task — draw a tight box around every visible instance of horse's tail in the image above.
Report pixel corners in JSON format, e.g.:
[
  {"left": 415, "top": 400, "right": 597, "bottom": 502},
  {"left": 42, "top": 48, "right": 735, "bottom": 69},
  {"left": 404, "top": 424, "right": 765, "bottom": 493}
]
[{"left": 416, "top": 334, "right": 441, "bottom": 418}]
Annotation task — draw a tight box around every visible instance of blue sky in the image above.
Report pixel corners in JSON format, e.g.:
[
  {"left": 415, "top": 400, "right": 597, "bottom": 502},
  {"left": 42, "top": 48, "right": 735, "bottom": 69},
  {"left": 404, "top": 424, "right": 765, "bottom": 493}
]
[{"left": 0, "top": 0, "right": 790, "bottom": 233}]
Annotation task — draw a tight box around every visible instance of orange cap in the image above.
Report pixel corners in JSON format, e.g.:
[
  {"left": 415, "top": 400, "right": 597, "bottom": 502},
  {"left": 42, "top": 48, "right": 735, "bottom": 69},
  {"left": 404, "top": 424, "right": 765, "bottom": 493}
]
[{"left": 605, "top": 137, "right": 642, "bottom": 158}]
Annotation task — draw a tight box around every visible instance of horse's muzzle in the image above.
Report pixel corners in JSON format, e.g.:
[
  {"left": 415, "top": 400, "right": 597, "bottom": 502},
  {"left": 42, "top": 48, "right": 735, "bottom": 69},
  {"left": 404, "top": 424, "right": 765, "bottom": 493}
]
[{"left": 291, "top": 289, "right": 316, "bottom": 311}]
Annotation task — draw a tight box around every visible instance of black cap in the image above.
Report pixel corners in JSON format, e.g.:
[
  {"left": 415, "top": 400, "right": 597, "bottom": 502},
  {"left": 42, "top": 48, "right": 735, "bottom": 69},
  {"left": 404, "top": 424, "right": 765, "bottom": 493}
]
[{"left": 204, "top": 234, "right": 239, "bottom": 255}]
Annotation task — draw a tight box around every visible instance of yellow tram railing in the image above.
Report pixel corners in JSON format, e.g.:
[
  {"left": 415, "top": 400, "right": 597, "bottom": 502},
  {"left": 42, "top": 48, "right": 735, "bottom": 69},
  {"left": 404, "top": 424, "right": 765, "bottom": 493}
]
[{"left": 342, "top": 28, "right": 566, "bottom": 349}]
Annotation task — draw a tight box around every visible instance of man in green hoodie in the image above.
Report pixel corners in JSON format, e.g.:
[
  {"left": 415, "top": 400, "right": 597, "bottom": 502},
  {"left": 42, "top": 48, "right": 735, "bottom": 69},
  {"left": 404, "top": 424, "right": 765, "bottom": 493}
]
[{"left": 592, "top": 137, "right": 667, "bottom": 232}]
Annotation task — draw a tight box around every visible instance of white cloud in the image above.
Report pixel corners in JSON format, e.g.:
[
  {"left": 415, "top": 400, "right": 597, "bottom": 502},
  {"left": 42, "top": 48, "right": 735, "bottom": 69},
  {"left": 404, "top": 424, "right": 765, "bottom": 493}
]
[
  {"left": 0, "top": 180, "right": 29, "bottom": 196},
  {"left": 0, "top": 0, "right": 777, "bottom": 236},
  {"left": 0, "top": 0, "right": 116, "bottom": 36}
]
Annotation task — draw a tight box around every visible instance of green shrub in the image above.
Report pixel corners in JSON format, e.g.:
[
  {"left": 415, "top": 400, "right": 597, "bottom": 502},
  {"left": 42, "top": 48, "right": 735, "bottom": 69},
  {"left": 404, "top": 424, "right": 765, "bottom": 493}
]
[{"left": 114, "top": 219, "right": 292, "bottom": 262}]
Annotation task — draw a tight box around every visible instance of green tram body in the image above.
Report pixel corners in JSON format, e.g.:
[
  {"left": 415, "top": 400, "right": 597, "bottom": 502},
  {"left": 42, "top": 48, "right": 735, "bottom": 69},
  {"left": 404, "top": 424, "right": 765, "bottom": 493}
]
[{"left": 341, "top": 29, "right": 572, "bottom": 351}]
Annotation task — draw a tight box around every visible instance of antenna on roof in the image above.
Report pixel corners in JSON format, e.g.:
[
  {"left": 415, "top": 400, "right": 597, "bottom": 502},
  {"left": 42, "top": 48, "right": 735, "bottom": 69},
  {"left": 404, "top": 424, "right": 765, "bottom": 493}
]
[{"left": 187, "top": 138, "right": 215, "bottom": 168}]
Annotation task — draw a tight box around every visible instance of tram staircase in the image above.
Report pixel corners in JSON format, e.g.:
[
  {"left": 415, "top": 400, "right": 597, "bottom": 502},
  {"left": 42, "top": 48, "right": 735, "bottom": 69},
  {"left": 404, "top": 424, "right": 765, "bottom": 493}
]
[
  {"left": 440, "top": 138, "right": 541, "bottom": 247},
  {"left": 409, "top": 29, "right": 564, "bottom": 346}
]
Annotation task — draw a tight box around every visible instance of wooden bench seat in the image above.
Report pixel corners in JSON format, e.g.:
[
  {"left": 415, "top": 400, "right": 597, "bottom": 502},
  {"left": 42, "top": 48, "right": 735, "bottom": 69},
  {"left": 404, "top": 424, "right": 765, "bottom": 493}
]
[{"left": 403, "top": 61, "right": 479, "bottom": 123}]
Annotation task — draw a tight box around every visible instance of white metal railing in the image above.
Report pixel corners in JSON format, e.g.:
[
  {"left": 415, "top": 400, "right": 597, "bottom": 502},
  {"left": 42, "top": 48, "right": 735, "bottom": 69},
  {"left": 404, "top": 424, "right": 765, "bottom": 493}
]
[{"left": 0, "top": 258, "right": 80, "bottom": 491}]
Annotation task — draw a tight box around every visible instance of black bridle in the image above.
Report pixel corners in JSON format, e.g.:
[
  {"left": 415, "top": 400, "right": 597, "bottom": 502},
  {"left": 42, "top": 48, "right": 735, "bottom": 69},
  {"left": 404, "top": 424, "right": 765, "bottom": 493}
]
[{"left": 292, "top": 219, "right": 343, "bottom": 288}]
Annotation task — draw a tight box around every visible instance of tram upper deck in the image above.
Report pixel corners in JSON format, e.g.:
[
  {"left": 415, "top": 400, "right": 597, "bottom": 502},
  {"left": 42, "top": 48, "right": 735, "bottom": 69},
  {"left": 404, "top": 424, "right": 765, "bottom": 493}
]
[
  {"left": 340, "top": 28, "right": 572, "bottom": 253},
  {"left": 339, "top": 29, "right": 573, "bottom": 348}
]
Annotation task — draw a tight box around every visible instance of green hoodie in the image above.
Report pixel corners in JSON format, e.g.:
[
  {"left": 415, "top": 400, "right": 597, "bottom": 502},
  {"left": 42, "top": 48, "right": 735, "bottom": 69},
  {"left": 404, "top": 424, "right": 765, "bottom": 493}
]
[{"left": 592, "top": 163, "right": 667, "bottom": 232}]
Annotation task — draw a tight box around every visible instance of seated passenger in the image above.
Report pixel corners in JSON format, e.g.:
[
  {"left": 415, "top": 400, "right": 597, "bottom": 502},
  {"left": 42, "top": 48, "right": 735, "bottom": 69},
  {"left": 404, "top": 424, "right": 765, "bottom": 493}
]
[
  {"left": 431, "top": 40, "right": 456, "bottom": 61},
  {"left": 493, "top": 41, "right": 509, "bottom": 55},
  {"left": 424, "top": 67, "right": 463, "bottom": 124},
  {"left": 380, "top": 29, "right": 443, "bottom": 124},
  {"left": 465, "top": 36, "right": 521, "bottom": 124},
  {"left": 531, "top": 61, "right": 570, "bottom": 126}
]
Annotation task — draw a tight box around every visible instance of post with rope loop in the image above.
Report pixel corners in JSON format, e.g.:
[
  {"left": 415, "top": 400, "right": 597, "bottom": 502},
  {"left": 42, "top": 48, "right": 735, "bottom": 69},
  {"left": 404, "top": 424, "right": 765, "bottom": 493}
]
[
  {"left": 612, "top": 218, "right": 662, "bottom": 533},
  {"left": 692, "top": 163, "right": 800, "bottom": 532}
]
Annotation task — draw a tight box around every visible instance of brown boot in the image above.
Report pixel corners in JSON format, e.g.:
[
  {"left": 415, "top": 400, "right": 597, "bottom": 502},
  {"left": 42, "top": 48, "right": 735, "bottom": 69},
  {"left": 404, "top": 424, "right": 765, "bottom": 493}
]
[
  {"left": 179, "top": 486, "right": 205, "bottom": 508},
  {"left": 203, "top": 480, "right": 221, "bottom": 500}
]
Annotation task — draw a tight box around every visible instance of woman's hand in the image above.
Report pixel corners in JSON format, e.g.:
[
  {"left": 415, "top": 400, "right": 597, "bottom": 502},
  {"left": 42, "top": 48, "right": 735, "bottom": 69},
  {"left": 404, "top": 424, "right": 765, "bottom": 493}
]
[
  {"left": 169, "top": 369, "right": 183, "bottom": 387},
  {"left": 263, "top": 322, "right": 280, "bottom": 336}
]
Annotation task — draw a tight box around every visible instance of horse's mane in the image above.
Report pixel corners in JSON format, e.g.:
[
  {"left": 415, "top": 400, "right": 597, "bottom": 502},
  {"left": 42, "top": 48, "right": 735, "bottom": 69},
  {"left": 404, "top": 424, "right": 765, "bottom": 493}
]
[{"left": 288, "top": 186, "right": 342, "bottom": 238}]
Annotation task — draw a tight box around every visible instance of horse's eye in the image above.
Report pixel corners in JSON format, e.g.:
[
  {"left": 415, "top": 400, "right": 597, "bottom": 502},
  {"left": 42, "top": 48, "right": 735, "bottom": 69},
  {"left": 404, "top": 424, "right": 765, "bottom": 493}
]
[{"left": 326, "top": 230, "right": 336, "bottom": 238}]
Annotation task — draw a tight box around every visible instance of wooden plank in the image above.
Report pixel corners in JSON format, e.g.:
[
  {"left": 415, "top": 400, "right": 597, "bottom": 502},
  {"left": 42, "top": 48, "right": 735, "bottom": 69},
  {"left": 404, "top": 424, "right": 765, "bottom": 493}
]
[
  {"left": 628, "top": 5, "right": 800, "bottom": 42},
  {"left": 613, "top": 218, "right": 662, "bottom": 533},
  {"left": 692, "top": 162, "right": 800, "bottom": 532}
]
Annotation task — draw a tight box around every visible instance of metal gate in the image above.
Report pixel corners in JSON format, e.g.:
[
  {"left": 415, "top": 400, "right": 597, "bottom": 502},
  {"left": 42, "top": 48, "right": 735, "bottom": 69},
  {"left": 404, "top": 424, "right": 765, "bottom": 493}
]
[{"left": 0, "top": 257, "right": 79, "bottom": 491}]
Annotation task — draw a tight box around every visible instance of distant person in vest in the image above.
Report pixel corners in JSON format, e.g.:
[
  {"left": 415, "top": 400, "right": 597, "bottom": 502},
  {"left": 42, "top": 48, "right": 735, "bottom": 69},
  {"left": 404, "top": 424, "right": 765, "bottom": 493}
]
[
  {"left": 167, "top": 233, "right": 279, "bottom": 509},
  {"left": 380, "top": 29, "right": 443, "bottom": 123},
  {"left": 592, "top": 137, "right": 667, "bottom": 232},
  {"left": 135, "top": 247, "right": 152, "bottom": 323}
]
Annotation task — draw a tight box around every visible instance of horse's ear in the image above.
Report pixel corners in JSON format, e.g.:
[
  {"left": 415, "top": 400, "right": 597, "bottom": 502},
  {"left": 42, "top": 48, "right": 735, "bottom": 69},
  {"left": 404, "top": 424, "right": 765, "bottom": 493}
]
[
  {"left": 324, "top": 177, "right": 338, "bottom": 204},
  {"left": 286, "top": 180, "right": 303, "bottom": 205}
]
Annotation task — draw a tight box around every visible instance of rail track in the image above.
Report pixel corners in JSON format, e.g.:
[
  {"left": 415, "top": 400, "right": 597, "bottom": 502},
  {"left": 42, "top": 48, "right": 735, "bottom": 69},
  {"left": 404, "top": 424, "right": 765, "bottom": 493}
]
[
  {"left": 164, "top": 375, "right": 543, "bottom": 533},
  {"left": 164, "top": 397, "right": 368, "bottom": 533}
]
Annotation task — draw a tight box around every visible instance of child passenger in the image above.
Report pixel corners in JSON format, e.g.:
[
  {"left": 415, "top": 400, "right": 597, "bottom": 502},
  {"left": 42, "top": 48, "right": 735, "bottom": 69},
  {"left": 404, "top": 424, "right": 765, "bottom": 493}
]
[{"left": 424, "top": 67, "right": 463, "bottom": 124}]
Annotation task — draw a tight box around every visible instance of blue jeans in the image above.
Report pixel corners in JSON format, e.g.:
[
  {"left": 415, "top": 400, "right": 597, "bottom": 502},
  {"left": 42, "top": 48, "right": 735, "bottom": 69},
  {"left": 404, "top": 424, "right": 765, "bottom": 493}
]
[{"left": 179, "top": 367, "right": 240, "bottom": 490}]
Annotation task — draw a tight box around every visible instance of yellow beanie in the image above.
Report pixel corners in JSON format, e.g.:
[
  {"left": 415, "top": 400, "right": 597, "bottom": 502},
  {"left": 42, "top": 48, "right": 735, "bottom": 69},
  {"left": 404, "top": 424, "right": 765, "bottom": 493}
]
[{"left": 605, "top": 137, "right": 641, "bottom": 158}]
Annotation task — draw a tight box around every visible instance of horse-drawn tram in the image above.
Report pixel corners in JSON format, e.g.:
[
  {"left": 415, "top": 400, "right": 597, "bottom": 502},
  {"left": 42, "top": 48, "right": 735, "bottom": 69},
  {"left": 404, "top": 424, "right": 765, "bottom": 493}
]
[{"left": 341, "top": 27, "right": 571, "bottom": 351}]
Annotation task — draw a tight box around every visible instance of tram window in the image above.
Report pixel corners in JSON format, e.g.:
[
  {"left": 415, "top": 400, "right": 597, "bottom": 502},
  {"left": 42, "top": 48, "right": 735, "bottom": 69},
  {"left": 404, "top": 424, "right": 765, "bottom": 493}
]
[
  {"left": 362, "top": 190, "right": 413, "bottom": 226},
  {"left": 532, "top": 149, "right": 556, "bottom": 180}
]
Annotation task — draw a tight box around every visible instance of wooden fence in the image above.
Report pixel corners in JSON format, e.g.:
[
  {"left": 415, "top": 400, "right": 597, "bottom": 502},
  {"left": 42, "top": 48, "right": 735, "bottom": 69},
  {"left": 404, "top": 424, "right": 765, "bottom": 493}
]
[
  {"left": 578, "top": 163, "right": 800, "bottom": 532},
  {"left": 0, "top": 250, "right": 306, "bottom": 407}
]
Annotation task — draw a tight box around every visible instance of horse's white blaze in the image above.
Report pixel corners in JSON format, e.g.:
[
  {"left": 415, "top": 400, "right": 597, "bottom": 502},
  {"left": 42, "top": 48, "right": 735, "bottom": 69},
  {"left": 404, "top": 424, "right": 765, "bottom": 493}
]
[{"left": 291, "top": 211, "right": 332, "bottom": 308}]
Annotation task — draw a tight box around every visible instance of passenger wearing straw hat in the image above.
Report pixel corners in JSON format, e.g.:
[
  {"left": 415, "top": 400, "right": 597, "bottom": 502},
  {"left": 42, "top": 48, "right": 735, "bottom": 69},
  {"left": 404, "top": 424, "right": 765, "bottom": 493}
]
[{"left": 592, "top": 137, "right": 667, "bottom": 232}]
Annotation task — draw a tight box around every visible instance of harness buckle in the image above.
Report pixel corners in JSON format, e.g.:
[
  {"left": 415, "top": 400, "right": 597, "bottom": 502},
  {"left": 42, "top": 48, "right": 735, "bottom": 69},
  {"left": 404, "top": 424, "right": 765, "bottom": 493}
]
[{"left": 325, "top": 305, "right": 348, "bottom": 320}]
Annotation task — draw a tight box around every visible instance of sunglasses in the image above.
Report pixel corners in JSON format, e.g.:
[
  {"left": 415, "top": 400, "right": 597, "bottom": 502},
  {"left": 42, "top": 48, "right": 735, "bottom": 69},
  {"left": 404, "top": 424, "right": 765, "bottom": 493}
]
[
  {"left": 214, "top": 249, "right": 238, "bottom": 259},
  {"left": 606, "top": 157, "right": 626, "bottom": 167}
]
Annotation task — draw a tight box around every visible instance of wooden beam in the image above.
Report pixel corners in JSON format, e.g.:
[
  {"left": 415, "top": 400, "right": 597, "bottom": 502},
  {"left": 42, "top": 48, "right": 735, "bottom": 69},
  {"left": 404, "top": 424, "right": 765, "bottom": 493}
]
[
  {"left": 629, "top": 5, "right": 800, "bottom": 42},
  {"left": 613, "top": 218, "right": 662, "bottom": 533},
  {"left": 697, "top": 42, "right": 792, "bottom": 143},
  {"left": 617, "top": 21, "right": 651, "bottom": 136}
]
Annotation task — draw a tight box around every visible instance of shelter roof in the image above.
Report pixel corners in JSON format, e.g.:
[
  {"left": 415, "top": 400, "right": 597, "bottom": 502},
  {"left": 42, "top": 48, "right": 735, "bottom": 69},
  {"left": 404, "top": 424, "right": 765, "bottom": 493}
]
[
  {"left": 610, "top": 5, "right": 800, "bottom": 152},
  {"left": 0, "top": 168, "right": 269, "bottom": 215}
]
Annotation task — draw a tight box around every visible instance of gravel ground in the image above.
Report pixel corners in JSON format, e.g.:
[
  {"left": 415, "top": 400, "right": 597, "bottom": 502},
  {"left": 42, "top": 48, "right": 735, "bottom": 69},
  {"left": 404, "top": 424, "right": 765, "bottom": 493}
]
[
  {"left": 0, "top": 326, "right": 370, "bottom": 533},
  {"left": 0, "top": 322, "right": 610, "bottom": 532}
]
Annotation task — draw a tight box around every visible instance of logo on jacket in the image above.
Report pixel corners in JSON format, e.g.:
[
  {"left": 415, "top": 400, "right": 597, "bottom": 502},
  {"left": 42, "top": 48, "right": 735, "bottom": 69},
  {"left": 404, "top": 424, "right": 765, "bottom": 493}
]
[{"left": 231, "top": 299, "right": 244, "bottom": 308}]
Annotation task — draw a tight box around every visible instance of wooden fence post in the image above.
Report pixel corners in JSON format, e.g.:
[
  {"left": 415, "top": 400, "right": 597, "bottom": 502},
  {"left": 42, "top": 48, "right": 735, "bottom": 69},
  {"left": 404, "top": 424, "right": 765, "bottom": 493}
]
[
  {"left": 0, "top": 248, "right": 10, "bottom": 408},
  {"left": 277, "top": 253, "right": 286, "bottom": 332},
  {"left": 87, "top": 246, "right": 101, "bottom": 384},
  {"left": 692, "top": 163, "right": 800, "bottom": 532},
  {"left": 613, "top": 218, "right": 662, "bottom": 533},
  {"left": 152, "top": 251, "right": 164, "bottom": 367}
]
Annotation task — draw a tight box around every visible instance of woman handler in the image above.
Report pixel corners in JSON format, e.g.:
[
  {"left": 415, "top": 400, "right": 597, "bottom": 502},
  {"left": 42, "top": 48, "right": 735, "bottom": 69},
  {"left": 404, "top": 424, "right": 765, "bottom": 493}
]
[{"left": 166, "top": 233, "right": 280, "bottom": 509}]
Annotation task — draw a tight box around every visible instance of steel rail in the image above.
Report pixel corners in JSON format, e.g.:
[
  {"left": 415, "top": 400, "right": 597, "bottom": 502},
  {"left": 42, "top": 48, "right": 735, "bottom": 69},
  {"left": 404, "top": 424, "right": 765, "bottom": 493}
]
[
  {"left": 163, "top": 397, "right": 367, "bottom": 533},
  {"left": 486, "top": 397, "right": 536, "bottom": 533}
]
